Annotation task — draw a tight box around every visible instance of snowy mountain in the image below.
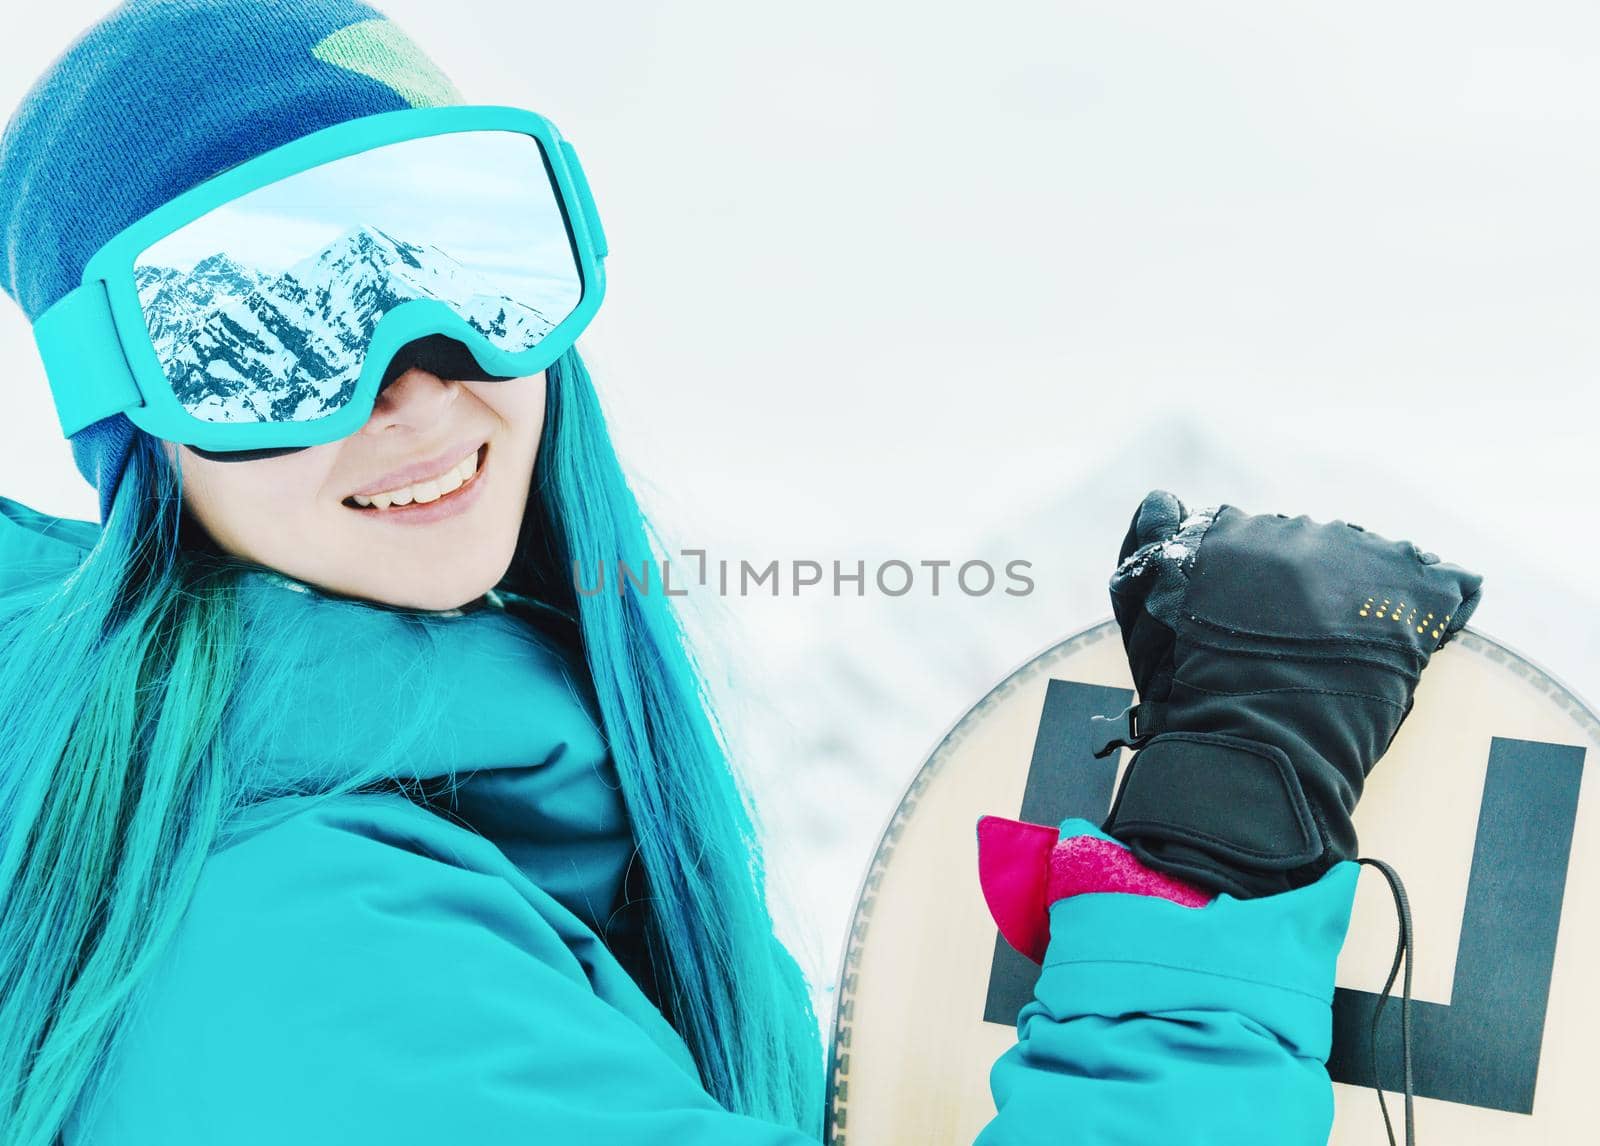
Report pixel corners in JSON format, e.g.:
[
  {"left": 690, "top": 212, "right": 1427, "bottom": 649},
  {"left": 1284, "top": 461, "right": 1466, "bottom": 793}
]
[
  {"left": 136, "top": 226, "right": 559, "bottom": 423},
  {"left": 133, "top": 252, "right": 264, "bottom": 352}
]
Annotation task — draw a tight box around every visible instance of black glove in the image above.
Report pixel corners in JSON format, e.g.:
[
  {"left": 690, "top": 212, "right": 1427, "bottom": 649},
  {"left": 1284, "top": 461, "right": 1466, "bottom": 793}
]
[{"left": 1091, "top": 490, "right": 1484, "bottom": 899}]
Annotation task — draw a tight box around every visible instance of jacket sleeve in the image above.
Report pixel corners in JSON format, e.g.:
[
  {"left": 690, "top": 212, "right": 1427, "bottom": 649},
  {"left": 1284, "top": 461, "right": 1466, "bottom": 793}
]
[
  {"left": 65, "top": 793, "right": 822, "bottom": 1146},
  {"left": 68, "top": 796, "right": 1357, "bottom": 1146},
  {"left": 971, "top": 816, "right": 1361, "bottom": 1146}
]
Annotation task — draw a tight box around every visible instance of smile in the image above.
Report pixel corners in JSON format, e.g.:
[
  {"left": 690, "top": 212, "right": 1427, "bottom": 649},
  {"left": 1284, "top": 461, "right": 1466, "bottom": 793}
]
[{"left": 342, "top": 443, "right": 490, "bottom": 523}]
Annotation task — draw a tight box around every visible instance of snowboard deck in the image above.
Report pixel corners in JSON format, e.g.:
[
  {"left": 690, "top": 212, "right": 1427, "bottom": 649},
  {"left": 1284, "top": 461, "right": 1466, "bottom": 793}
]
[{"left": 824, "top": 620, "right": 1597, "bottom": 1144}]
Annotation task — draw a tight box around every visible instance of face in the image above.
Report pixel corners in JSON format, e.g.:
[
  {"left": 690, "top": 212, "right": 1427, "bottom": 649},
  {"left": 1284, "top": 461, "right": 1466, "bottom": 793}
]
[{"left": 166, "top": 368, "right": 547, "bottom": 612}]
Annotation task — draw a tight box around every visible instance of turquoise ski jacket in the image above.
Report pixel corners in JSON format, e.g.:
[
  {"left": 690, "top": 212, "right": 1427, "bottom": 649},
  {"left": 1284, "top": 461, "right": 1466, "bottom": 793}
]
[{"left": 0, "top": 496, "right": 1360, "bottom": 1145}]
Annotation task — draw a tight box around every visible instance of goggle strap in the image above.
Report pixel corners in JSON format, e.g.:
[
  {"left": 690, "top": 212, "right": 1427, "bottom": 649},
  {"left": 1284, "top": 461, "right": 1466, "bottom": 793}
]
[{"left": 33, "top": 281, "right": 140, "bottom": 438}]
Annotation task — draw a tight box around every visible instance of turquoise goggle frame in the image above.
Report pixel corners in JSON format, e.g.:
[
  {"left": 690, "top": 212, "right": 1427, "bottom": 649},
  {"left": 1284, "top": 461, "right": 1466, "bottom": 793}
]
[{"left": 31, "top": 104, "right": 608, "bottom": 452}]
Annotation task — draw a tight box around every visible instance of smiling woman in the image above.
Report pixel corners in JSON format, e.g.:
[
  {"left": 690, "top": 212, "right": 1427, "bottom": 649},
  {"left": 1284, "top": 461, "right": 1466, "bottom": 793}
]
[
  {"left": 0, "top": 2, "right": 827, "bottom": 1144},
  {"left": 171, "top": 364, "right": 544, "bottom": 612},
  {"left": 0, "top": 4, "right": 1492, "bottom": 1146}
]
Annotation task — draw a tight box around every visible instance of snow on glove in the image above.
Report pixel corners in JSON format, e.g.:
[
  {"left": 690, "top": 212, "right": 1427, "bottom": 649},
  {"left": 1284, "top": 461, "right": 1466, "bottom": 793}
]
[{"left": 1092, "top": 490, "right": 1484, "bottom": 900}]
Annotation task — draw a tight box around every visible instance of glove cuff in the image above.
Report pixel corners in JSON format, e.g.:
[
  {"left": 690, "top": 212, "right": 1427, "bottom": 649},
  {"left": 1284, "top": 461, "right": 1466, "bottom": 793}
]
[
  {"left": 977, "top": 814, "right": 1214, "bottom": 965},
  {"left": 1102, "top": 732, "right": 1328, "bottom": 898}
]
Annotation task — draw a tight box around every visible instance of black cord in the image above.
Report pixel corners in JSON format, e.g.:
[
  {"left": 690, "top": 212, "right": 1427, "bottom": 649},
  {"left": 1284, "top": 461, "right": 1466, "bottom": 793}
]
[{"left": 1355, "top": 856, "right": 1416, "bottom": 1146}]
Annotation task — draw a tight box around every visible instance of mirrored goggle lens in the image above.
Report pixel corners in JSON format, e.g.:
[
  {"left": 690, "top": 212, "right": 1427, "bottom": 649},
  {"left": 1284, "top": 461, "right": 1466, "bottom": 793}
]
[{"left": 133, "top": 129, "right": 581, "bottom": 426}]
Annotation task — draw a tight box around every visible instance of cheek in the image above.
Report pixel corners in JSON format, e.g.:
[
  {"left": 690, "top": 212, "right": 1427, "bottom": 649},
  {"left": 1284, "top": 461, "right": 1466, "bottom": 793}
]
[
  {"left": 472, "top": 375, "right": 548, "bottom": 452},
  {"left": 179, "top": 450, "right": 337, "bottom": 537}
]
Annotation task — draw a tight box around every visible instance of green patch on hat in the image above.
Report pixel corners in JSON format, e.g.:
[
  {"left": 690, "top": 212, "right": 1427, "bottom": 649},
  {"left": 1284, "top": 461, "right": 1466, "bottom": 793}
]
[{"left": 312, "top": 18, "right": 463, "bottom": 108}]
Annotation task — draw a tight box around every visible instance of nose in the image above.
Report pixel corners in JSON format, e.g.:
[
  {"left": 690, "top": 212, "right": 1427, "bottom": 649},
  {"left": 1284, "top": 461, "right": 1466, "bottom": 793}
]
[{"left": 358, "top": 367, "right": 461, "bottom": 436}]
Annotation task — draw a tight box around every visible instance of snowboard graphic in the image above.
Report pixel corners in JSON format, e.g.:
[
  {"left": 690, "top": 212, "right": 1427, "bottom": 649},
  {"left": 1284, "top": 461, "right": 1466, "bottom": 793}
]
[{"left": 825, "top": 621, "right": 1594, "bottom": 1144}]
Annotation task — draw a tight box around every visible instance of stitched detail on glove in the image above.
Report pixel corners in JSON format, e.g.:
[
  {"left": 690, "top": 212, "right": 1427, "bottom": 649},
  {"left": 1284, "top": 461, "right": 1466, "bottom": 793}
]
[
  {"left": 1176, "top": 621, "right": 1427, "bottom": 677},
  {"left": 1171, "top": 676, "right": 1411, "bottom": 713},
  {"left": 1181, "top": 608, "right": 1435, "bottom": 658}
]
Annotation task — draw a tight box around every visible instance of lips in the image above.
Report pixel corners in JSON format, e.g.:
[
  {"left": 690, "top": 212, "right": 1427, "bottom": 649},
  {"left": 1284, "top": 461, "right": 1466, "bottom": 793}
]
[
  {"left": 342, "top": 443, "right": 488, "bottom": 511},
  {"left": 345, "top": 437, "right": 488, "bottom": 502}
]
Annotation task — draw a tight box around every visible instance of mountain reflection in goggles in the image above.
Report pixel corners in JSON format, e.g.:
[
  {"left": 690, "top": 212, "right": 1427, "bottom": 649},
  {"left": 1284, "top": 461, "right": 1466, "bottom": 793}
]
[
  {"left": 133, "top": 130, "right": 581, "bottom": 427},
  {"left": 184, "top": 334, "right": 521, "bottom": 462}
]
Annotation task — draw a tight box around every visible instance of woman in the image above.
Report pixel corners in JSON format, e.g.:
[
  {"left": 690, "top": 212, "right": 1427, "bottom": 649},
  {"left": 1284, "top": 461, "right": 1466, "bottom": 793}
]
[{"left": 0, "top": 3, "right": 1480, "bottom": 1144}]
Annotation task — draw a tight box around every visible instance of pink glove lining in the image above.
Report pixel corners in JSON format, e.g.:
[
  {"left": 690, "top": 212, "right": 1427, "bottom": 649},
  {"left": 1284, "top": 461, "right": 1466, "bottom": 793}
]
[{"left": 977, "top": 814, "right": 1215, "bottom": 965}]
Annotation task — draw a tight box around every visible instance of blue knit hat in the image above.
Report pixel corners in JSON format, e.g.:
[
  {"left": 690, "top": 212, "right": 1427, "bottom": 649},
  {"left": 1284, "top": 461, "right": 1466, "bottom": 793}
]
[{"left": 0, "top": 0, "right": 464, "bottom": 524}]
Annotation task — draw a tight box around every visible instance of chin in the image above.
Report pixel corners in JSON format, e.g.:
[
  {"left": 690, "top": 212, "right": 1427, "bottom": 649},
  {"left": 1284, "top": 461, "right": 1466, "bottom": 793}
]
[
  {"left": 307, "top": 534, "right": 517, "bottom": 613},
  {"left": 390, "top": 579, "right": 497, "bottom": 613}
]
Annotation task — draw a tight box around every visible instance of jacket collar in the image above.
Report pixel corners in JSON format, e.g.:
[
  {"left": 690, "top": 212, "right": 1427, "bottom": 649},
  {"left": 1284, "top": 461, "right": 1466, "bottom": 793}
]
[
  {"left": 227, "top": 563, "right": 637, "bottom": 950},
  {"left": 0, "top": 496, "right": 641, "bottom": 960}
]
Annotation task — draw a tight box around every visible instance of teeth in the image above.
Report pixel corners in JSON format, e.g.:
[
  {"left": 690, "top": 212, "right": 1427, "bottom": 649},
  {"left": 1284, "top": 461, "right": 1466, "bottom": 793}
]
[{"left": 352, "top": 448, "right": 479, "bottom": 508}]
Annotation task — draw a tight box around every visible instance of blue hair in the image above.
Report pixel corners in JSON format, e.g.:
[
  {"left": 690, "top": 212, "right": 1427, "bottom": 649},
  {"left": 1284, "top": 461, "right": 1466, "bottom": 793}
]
[{"left": 0, "top": 346, "right": 824, "bottom": 1144}]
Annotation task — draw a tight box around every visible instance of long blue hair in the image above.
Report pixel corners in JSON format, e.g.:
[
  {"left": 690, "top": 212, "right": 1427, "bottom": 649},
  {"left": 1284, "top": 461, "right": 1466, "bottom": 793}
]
[{"left": 0, "top": 346, "right": 824, "bottom": 1145}]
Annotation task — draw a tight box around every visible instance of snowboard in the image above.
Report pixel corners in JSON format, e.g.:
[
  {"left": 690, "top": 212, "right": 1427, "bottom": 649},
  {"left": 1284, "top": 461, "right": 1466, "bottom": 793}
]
[{"left": 824, "top": 620, "right": 1596, "bottom": 1144}]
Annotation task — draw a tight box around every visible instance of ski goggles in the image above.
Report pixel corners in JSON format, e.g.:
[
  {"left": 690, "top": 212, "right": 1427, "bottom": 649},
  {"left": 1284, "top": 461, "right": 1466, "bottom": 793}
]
[{"left": 31, "top": 104, "right": 607, "bottom": 458}]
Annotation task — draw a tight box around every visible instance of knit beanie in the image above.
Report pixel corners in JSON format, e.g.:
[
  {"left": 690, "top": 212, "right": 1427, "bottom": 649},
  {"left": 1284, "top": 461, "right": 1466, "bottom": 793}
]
[{"left": 0, "top": 0, "right": 464, "bottom": 524}]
